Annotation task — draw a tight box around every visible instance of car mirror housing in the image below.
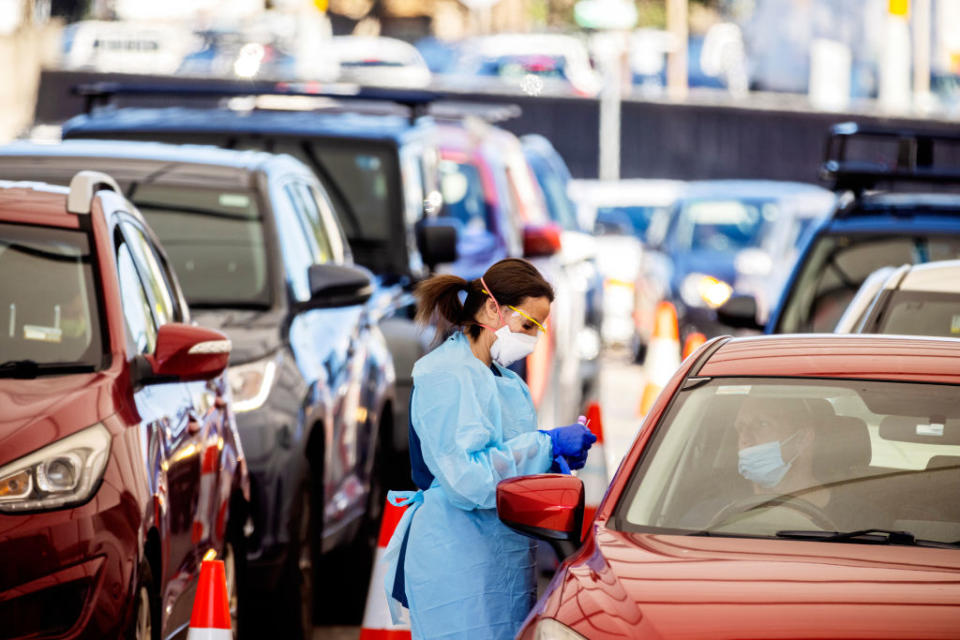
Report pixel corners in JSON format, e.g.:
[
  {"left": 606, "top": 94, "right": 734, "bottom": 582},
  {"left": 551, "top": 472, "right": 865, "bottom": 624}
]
[
  {"left": 416, "top": 218, "right": 459, "bottom": 269},
  {"left": 138, "top": 323, "right": 231, "bottom": 386},
  {"left": 497, "top": 474, "right": 584, "bottom": 558},
  {"left": 307, "top": 263, "right": 374, "bottom": 308},
  {"left": 523, "top": 223, "right": 563, "bottom": 258},
  {"left": 716, "top": 294, "right": 764, "bottom": 331}
]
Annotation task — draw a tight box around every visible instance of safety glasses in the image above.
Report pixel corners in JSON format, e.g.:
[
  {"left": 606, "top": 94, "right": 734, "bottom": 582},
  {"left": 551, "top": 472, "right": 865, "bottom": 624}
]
[{"left": 507, "top": 305, "right": 548, "bottom": 334}]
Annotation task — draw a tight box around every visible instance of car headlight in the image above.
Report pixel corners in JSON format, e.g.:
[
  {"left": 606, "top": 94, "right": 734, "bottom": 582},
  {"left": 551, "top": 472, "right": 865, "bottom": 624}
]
[
  {"left": 533, "top": 618, "right": 589, "bottom": 640},
  {"left": 0, "top": 423, "right": 111, "bottom": 513},
  {"left": 226, "top": 355, "right": 278, "bottom": 413},
  {"left": 681, "top": 273, "right": 733, "bottom": 309}
]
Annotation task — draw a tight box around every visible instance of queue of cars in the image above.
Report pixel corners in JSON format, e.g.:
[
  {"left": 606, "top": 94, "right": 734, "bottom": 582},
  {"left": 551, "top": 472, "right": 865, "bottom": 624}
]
[
  {"left": 499, "top": 121, "right": 960, "bottom": 637},
  {"left": 0, "top": 83, "right": 602, "bottom": 638}
]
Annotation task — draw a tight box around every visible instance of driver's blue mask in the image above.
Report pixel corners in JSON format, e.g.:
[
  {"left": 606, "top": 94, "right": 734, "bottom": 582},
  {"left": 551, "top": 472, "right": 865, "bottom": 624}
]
[{"left": 738, "top": 431, "right": 803, "bottom": 488}]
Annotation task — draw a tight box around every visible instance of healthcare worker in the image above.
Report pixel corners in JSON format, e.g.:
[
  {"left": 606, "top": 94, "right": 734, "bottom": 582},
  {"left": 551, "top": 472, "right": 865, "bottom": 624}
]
[{"left": 382, "top": 258, "right": 596, "bottom": 640}]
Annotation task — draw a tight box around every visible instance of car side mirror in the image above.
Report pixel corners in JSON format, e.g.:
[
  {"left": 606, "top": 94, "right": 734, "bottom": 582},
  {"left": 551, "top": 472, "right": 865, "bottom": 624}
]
[
  {"left": 416, "top": 218, "right": 459, "bottom": 269},
  {"left": 497, "top": 474, "right": 584, "bottom": 558},
  {"left": 716, "top": 294, "right": 763, "bottom": 331},
  {"left": 307, "top": 263, "right": 374, "bottom": 308},
  {"left": 523, "top": 223, "right": 563, "bottom": 258},
  {"left": 137, "top": 323, "right": 231, "bottom": 386}
]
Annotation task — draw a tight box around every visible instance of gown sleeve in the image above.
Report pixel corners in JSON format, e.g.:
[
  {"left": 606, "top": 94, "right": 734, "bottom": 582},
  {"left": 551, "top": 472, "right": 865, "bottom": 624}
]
[{"left": 411, "top": 368, "right": 554, "bottom": 510}]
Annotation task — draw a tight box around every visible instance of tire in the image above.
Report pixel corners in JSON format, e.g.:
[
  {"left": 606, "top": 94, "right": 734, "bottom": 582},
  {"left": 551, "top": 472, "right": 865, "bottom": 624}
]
[
  {"left": 314, "top": 426, "right": 385, "bottom": 625},
  {"left": 225, "top": 497, "right": 248, "bottom": 639},
  {"left": 127, "top": 561, "right": 159, "bottom": 640}
]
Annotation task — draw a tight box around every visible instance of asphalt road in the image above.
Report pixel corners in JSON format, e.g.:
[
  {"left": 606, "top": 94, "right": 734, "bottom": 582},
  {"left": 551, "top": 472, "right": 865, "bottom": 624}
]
[{"left": 311, "top": 350, "right": 646, "bottom": 637}]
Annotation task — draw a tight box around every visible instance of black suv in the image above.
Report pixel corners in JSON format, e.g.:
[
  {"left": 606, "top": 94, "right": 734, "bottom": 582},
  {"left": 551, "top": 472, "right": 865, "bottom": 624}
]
[
  {"left": 0, "top": 140, "right": 396, "bottom": 636},
  {"left": 63, "top": 86, "right": 460, "bottom": 484}
]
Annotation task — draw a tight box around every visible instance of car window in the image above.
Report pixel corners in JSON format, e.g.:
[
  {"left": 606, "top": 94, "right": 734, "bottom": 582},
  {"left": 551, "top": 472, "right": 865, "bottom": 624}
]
[
  {"left": 0, "top": 222, "right": 104, "bottom": 367},
  {"left": 870, "top": 290, "right": 960, "bottom": 337},
  {"left": 304, "top": 182, "right": 348, "bottom": 263},
  {"left": 439, "top": 160, "right": 491, "bottom": 234},
  {"left": 121, "top": 221, "right": 179, "bottom": 325},
  {"left": 671, "top": 199, "right": 775, "bottom": 253},
  {"left": 529, "top": 157, "right": 579, "bottom": 231},
  {"left": 617, "top": 378, "right": 960, "bottom": 544},
  {"left": 116, "top": 240, "right": 157, "bottom": 355},
  {"left": 132, "top": 184, "right": 270, "bottom": 308},
  {"left": 285, "top": 181, "right": 333, "bottom": 264},
  {"left": 777, "top": 234, "right": 960, "bottom": 333},
  {"left": 272, "top": 180, "right": 317, "bottom": 302}
]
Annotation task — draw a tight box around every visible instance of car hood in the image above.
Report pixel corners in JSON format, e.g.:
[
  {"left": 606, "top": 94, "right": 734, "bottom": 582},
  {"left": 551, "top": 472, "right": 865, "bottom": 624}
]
[
  {"left": 0, "top": 371, "right": 119, "bottom": 467},
  {"left": 670, "top": 251, "right": 737, "bottom": 292},
  {"left": 191, "top": 309, "right": 284, "bottom": 364},
  {"left": 547, "top": 529, "right": 960, "bottom": 639}
]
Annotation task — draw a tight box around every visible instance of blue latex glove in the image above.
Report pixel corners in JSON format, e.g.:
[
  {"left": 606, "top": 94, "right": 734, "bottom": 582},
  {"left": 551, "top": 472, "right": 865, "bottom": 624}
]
[
  {"left": 550, "top": 455, "right": 572, "bottom": 474},
  {"left": 540, "top": 424, "right": 597, "bottom": 458},
  {"left": 565, "top": 449, "right": 589, "bottom": 471}
]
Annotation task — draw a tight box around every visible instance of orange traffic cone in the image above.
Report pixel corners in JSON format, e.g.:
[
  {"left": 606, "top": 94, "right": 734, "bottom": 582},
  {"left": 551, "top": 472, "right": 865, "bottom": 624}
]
[
  {"left": 359, "top": 499, "right": 411, "bottom": 640},
  {"left": 682, "top": 332, "right": 707, "bottom": 360},
  {"left": 637, "top": 302, "right": 681, "bottom": 417},
  {"left": 575, "top": 401, "right": 608, "bottom": 539},
  {"left": 186, "top": 560, "right": 232, "bottom": 640}
]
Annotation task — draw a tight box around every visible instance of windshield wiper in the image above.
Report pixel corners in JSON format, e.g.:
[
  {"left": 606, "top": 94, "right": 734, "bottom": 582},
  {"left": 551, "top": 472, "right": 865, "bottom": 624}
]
[
  {"left": 776, "top": 528, "right": 958, "bottom": 548},
  {"left": 0, "top": 359, "right": 96, "bottom": 379}
]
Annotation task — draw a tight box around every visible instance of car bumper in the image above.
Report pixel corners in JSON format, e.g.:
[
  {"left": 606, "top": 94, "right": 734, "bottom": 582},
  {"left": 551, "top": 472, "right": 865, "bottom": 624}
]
[{"left": 0, "top": 454, "right": 141, "bottom": 638}]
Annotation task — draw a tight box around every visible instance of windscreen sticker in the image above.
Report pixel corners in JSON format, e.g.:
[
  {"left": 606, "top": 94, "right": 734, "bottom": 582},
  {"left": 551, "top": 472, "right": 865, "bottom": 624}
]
[
  {"left": 23, "top": 325, "right": 62, "bottom": 343},
  {"left": 951, "top": 315, "right": 960, "bottom": 335},
  {"left": 219, "top": 193, "right": 250, "bottom": 208},
  {"left": 716, "top": 385, "right": 752, "bottom": 395},
  {"left": 916, "top": 421, "right": 945, "bottom": 437}
]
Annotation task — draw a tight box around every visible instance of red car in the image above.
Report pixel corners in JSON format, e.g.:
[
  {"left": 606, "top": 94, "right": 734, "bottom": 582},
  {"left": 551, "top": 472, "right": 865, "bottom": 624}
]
[
  {"left": 0, "top": 173, "right": 247, "bottom": 639},
  {"left": 499, "top": 335, "right": 960, "bottom": 639}
]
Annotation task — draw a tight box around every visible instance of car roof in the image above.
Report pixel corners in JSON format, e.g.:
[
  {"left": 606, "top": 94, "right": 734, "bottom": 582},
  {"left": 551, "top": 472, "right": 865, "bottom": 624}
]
[
  {"left": 678, "top": 180, "right": 833, "bottom": 201},
  {"left": 699, "top": 334, "right": 960, "bottom": 384},
  {"left": 893, "top": 259, "right": 960, "bottom": 293},
  {"left": 0, "top": 180, "right": 75, "bottom": 223},
  {"left": 64, "top": 106, "right": 427, "bottom": 143},
  {"left": 0, "top": 140, "right": 308, "bottom": 189},
  {"left": 568, "top": 178, "right": 685, "bottom": 207}
]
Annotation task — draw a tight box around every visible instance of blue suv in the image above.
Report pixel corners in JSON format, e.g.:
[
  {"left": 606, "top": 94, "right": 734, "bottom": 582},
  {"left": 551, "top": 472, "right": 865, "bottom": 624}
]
[{"left": 719, "top": 123, "right": 960, "bottom": 334}]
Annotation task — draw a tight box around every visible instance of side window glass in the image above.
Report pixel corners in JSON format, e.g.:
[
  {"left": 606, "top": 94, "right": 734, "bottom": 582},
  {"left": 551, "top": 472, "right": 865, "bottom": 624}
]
[
  {"left": 271, "top": 181, "right": 316, "bottom": 302},
  {"left": 121, "top": 221, "right": 178, "bottom": 325},
  {"left": 304, "top": 182, "right": 347, "bottom": 263},
  {"left": 116, "top": 241, "right": 157, "bottom": 355},
  {"left": 285, "top": 182, "right": 333, "bottom": 264}
]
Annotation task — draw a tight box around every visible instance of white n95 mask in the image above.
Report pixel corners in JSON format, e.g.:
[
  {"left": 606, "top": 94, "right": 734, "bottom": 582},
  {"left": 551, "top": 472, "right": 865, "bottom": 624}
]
[{"left": 489, "top": 325, "right": 538, "bottom": 368}]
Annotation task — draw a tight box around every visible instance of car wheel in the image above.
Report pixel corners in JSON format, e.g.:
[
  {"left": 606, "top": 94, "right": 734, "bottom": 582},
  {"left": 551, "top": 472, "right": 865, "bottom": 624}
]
[
  {"left": 128, "top": 562, "right": 158, "bottom": 640},
  {"left": 315, "top": 427, "right": 384, "bottom": 625}
]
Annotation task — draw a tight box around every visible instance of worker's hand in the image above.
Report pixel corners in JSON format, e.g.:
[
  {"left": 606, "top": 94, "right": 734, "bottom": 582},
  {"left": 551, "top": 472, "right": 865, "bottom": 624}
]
[
  {"left": 564, "top": 449, "right": 589, "bottom": 471},
  {"left": 550, "top": 455, "right": 572, "bottom": 475},
  {"left": 541, "top": 423, "right": 597, "bottom": 458}
]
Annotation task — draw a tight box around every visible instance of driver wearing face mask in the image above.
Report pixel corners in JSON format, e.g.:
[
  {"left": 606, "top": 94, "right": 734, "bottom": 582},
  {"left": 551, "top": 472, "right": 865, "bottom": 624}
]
[
  {"left": 380, "top": 258, "right": 596, "bottom": 640},
  {"left": 734, "top": 397, "right": 827, "bottom": 502}
]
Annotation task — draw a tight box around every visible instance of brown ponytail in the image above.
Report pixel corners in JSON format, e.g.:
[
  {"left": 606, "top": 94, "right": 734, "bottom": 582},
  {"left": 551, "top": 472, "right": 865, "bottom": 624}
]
[{"left": 415, "top": 258, "right": 554, "bottom": 344}]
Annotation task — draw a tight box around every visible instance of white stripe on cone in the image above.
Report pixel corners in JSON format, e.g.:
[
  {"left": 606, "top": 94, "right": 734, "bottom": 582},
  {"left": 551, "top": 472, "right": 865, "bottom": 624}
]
[
  {"left": 186, "top": 628, "right": 232, "bottom": 640},
  {"left": 361, "top": 547, "right": 411, "bottom": 632}
]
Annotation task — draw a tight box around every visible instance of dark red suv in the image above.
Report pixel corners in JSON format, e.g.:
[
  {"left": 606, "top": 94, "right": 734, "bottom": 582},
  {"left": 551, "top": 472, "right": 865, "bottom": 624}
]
[{"left": 0, "top": 173, "right": 248, "bottom": 639}]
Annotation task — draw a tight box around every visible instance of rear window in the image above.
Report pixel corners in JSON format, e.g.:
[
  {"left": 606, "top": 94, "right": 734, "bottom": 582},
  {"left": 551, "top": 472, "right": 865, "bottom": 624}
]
[
  {"left": 670, "top": 199, "right": 776, "bottom": 253},
  {"left": 776, "top": 233, "right": 960, "bottom": 333},
  {"left": 0, "top": 222, "right": 104, "bottom": 370},
  {"left": 131, "top": 184, "right": 271, "bottom": 308}
]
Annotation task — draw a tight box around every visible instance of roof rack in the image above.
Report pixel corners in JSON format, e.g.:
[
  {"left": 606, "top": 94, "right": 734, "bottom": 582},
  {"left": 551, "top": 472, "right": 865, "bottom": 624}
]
[
  {"left": 72, "top": 81, "right": 522, "bottom": 124},
  {"left": 67, "top": 170, "right": 121, "bottom": 214},
  {"left": 820, "top": 121, "right": 960, "bottom": 193}
]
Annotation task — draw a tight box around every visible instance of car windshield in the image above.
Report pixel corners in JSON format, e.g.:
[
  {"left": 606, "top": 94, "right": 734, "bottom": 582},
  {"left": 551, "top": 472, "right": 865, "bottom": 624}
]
[
  {"left": 439, "top": 160, "right": 491, "bottom": 233},
  {"left": 595, "top": 205, "right": 661, "bottom": 237},
  {"left": 529, "top": 160, "right": 579, "bottom": 231},
  {"left": 776, "top": 234, "right": 960, "bottom": 333},
  {"left": 616, "top": 378, "right": 960, "bottom": 545},
  {"left": 671, "top": 199, "right": 775, "bottom": 253},
  {"left": 869, "top": 290, "right": 960, "bottom": 337},
  {"left": 132, "top": 185, "right": 271, "bottom": 308},
  {"left": 0, "top": 222, "right": 103, "bottom": 371}
]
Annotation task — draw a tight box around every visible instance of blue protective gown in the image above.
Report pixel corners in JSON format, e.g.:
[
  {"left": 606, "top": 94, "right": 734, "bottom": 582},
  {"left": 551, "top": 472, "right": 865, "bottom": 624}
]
[{"left": 382, "top": 331, "right": 554, "bottom": 640}]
